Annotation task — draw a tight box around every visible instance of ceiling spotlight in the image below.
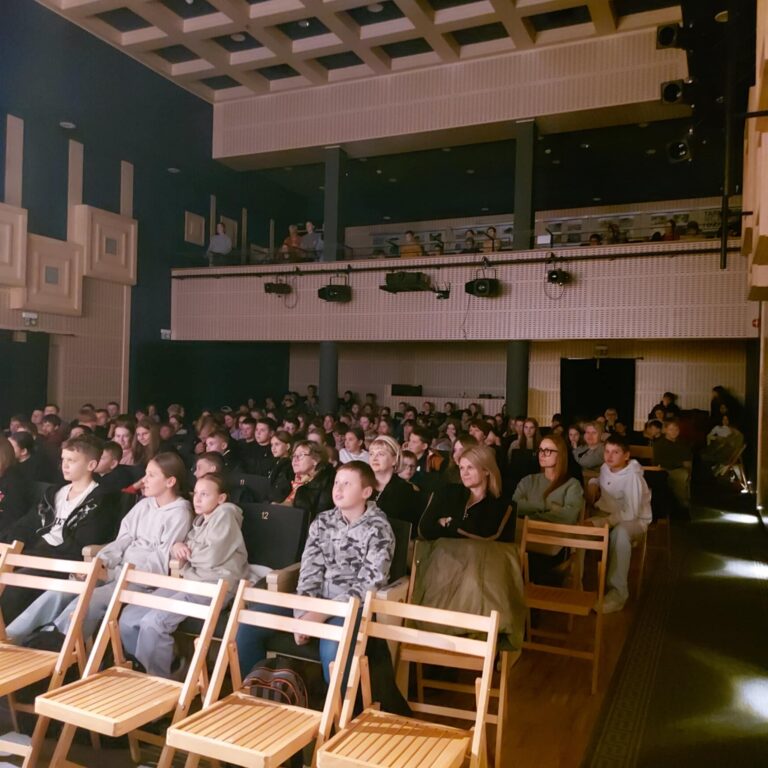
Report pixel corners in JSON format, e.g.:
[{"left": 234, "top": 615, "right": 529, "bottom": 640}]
[
  {"left": 298, "top": 19, "right": 311, "bottom": 29},
  {"left": 667, "top": 139, "right": 692, "bottom": 163},
  {"left": 714, "top": 9, "right": 728, "bottom": 23},
  {"left": 264, "top": 281, "right": 292, "bottom": 295},
  {"left": 638, "top": 122, "right": 649, "bottom": 128},
  {"left": 367, "top": 3, "right": 384, "bottom": 12},
  {"left": 382, "top": 215, "right": 391, "bottom": 220},
  {"left": 435, "top": 285, "right": 451, "bottom": 300},
  {"left": 376, "top": 169, "right": 383, "bottom": 175},
  {"left": 230, "top": 33, "right": 246, "bottom": 42},
  {"left": 547, "top": 268, "right": 571, "bottom": 286},
  {"left": 167, "top": 167, "right": 181, "bottom": 174},
  {"left": 466, "top": 169, "right": 475, "bottom": 174},
  {"left": 552, "top": 159, "right": 561, "bottom": 165},
  {"left": 442, "top": 147, "right": 452, "bottom": 153},
  {"left": 59, "top": 121, "right": 76, "bottom": 130},
  {"left": 580, "top": 143, "right": 590, "bottom": 149},
  {"left": 388, "top": 177, "right": 397, "bottom": 183},
  {"left": 318, "top": 277, "right": 351, "bottom": 303},
  {"left": 544, "top": 148, "right": 552, "bottom": 154},
  {"left": 318, "top": 185, "right": 325, "bottom": 190},
  {"left": 645, "top": 148, "right": 657, "bottom": 155},
  {"left": 592, "top": 197, "right": 602, "bottom": 202},
  {"left": 656, "top": 23, "right": 684, "bottom": 49},
  {"left": 661, "top": 79, "right": 686, "bottom": 104},
  {"left": 481, "top": 207, "right": 489, "bottom": 212}
]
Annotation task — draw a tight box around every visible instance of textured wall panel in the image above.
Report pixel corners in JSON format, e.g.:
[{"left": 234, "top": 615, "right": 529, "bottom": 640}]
[
  {"left": 214, "top": 29, "right": 687, "bottom": 158},
  {"left": 289, "top": 340, "right": 747, "bottom": 430},
  {"left": 172, "top": 240, "right": 754, "bottom": 343},
  {"left": 0, "top": 202, "right": 27, "bottom": 286}
]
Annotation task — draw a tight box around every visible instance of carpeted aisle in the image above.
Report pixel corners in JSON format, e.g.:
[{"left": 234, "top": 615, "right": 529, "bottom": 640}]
[{"left": 584, "top": 500, "right": 768, "bottom": 768}]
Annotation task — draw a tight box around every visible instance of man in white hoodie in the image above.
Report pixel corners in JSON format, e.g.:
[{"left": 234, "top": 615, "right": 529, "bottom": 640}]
[{"left": 588, "top": 434, "right": 652, "bottom": 614}]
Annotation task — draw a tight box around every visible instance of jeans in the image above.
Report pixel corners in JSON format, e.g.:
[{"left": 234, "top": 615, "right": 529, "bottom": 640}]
[
  {"left": 235, "top": 603, "right": 360, "bottom": 685},
  {"left": 607, "top": 521, "right": 647, "bottom": 601}
]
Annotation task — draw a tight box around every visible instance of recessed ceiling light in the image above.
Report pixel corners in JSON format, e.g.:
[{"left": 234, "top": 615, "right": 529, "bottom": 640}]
[
  {"left": 645, "top": 148, "right": 657, "bottom": 155},
  {"left": 638, "top": 122, "right": 649, "bottom": 128},
  {"left": 580, "top": 143, "right": 590, "bottom": 149},
  {"left": 358, "top": 157, "right": 367, "bottom": 162},
  {"left": 382, "top": 215, "right": 391, "bottom": 220},
  {"left": 388, "top": 177, "right": 397, "bottom": 183},
  {"left": 592, "top": 197, "right": 602, "bottom": 202},
  {"left": 544, "top": 148, "right": 552, "bottom": 154},
  {"left": 367, "top": 3, "right": 384, "bottom": 12},
  {"left": 376, "top": 169, "right": 383, "bottom": 175},
  {"left": 230, "top": 33, "right": 246, "bottom": 42},
  {"left": 298, "top": 19, "right": 311, "bottom": 29},
  {"left": 714, "top": 9, "right": 728, "bottom": 22},
  {"left": 284, "top": 166, "right": 293, "bottom": 172},
  {"left": 184, "top": 0, "right": 194, "bottom": 5},
  {"left": 442, "top": 147, "right": 451, "bottom": 153},
  {"left": 552, "top": 159, "right": 561, "bottom": 165},
  {"left": 59, "top": 121, "right": 76, "bottom": 130},
  {"left": 466, "top": 169, "right": 475, "bottom": 174},
  {"left": 318, "top": 185, "right": 325, "bottom": 190},
  {"left": 481, "top": 207, "right": 489, "bottom": 212},
  {"left": 167, "top": 167, "right": 181, "bottom": 174}
]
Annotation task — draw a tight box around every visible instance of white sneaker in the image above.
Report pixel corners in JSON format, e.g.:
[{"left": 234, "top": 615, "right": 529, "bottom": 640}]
[{"left": 595, "top": 590, "right": 626, "bottom": 614}]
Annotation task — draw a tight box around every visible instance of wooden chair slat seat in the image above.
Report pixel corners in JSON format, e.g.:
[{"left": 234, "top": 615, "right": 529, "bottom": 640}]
[
  {"left": 318, "top": 708, "right": 470, "bottom": 768},
  {"left": 524, "top": 584, "right": 598, "bottom": 615},
  {"left": 36, "top": 667, "right": 182, "bottom": 737},
  {"left": 0, "top": 646, "right": 58, "bottom": 696},
  {"left": 167, "top": 692, "right": 321, "bottom": 766}
]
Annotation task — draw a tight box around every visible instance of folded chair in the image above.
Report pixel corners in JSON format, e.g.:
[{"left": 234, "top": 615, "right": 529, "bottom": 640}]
[
  {"left": 317, "top": 592, "right": 499, "bottom": 768},
  {"left": 395, "top": 538, "right": 521, "bottom": 768},
  {"left": 35, "top": 564, "right": 228, "bottom": 768},
  {"left": 165, "top": 583, "right": 359, "bottom": 768},
  {"left": 520, "top": 518, "right": 609, "bottom": 694},
  {"left": 0, "top": 541, "right": 105, "bottom": 768}
]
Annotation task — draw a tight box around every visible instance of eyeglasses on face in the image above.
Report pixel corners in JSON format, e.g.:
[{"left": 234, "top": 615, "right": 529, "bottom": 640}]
[
  {"left": 293, "top": 452, "right": 312, "bottom": 460},
  {"left": 537, "top": 448, "right": 558, "bottom": 456}
]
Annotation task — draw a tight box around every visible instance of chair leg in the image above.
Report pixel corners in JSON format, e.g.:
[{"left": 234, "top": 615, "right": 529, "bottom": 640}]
[
  {"left": 636, "top": 533, "right": 648, "bottom": 598},
  {"left": 155, "top": 744, "right": 178, "bottom": 768},
  {"left": 494, "top": 652, "right": 510, "bottom": 768},
  {"left": 22, "top": 715, "right": 49, "bottom": 768},
  {"left": 128, "top": 731, "right": 142, "bottom": 763},
  {"left": 6, "top": 693, "right": 20, "bottom": 733},
  {"left": 48, "top": 723, "right": 77, "bottom": 768},
  {"left": 183, "top": 754, "right": 201, "bottom": 768},
  {"left": 415, "top": 663, "right": 425, "bottom": 703}
]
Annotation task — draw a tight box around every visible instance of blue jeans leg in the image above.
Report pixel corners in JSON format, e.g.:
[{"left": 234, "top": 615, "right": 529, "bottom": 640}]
[
  {"left": 235, "top": 603, "right": 293, "bottom": 678},
  {"left": 318, "top": 609, "right": 362, "bottom": 686}
]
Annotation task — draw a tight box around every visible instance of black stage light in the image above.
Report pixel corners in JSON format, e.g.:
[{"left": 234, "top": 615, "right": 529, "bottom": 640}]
[
  {"left": 464, "top": 278, "right": 501, "bottom": 297},
  {"left": 379, "top": 271, "right": 431, "bottom": 293},
  {"left": 667, "top": 139, "right": 692, "bottom": 163},
  {"left": 264, "top": 281, "right": 291, "bottom": 295},
  {"left": 547, "top": 268, "right": 571, "bottom": 286},
  {"left": 656, "top": 24, "right": 683, "bottom": 49},
  {"left": 318, "top": 284, "right": 352, "bottom": 302}
]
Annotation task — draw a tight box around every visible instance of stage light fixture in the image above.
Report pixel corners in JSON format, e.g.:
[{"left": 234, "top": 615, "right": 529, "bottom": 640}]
[
  {"left": 264, "top": 281, "right": 291, "bottom": 295},
  {"left": 318, "top": 274, "right": 352, "bottom": 303},
  {"left": 547, "top": 268, "right": 571, "bottom": 286},
  {"left": 656, "top": 24, "right": 684, "bottom": 49},
  {"left": 667, "top": 139, "right": 692, "bottom": 163},
  {"left": 465, "top": 278, "right": 501, "bottom": 297},
  {"left": 379, "top": 271, "right": 432, "bottom": 294}
]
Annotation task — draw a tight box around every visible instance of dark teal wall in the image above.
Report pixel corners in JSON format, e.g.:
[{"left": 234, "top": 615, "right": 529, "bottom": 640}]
[{"left": 0, "top": 0, "right": 300, "bottom": 410}]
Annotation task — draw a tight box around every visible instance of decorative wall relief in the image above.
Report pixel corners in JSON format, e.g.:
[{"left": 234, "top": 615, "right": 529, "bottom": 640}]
[
  {"left": 184, "top": 211, "right": 206, "bottom": 246},
  {"left": 0, "top": 202, "right": 28, "bottom": 286},
  {"left": 73, "top": 205, "right": 137, "bottom": 285},
  {"left": 10, "top": 234, "right": 83, "bottom": 315}
]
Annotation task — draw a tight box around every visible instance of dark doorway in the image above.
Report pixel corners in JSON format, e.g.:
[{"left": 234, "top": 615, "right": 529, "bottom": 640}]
[
  {"left": 0, "top": 330, "right": 49, "bottom": 429},
  {"left": 560, "top": 357, "right": 636, "bottom": 426}
]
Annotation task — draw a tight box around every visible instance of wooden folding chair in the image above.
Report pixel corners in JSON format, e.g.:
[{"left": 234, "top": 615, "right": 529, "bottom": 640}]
[
  {"left": 165, "top": 583, "right": 360, "bottom": 768},
  {"left": 317, "top": 592, "right": 499, "bottom": 768},
  {"left": 520, "top": 518, "right": 610, "bottom": 694},
  {"left": 395, "top": 539, "right": 520, "bottom": 768},
  {"left": 0, "top": 541, "right": 105, "bottom": 767},
  {"left": 35, "top": 564, "right": 228, "bottom": 768}
]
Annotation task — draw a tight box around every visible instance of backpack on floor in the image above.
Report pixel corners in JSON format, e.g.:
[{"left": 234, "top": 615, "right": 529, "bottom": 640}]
[{"left": 242, "top": 657, "right": 309, "bottom": 708}]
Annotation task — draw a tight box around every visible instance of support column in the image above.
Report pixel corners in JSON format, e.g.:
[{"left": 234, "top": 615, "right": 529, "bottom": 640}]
[
  {"left": 505, "top": 341, "right": 530, "bottom": 417},
  {"left": 513, "top": 120, "right": 536, "bottom": 251},
  {"left": 319, "top": 341, "right": 339, "bottom": 414},
  {"left": 322, "top": 145, "right": 346, "bottom": 262},
  {"left": 757, "top": 303, "right": 768, "bottom": 525}
]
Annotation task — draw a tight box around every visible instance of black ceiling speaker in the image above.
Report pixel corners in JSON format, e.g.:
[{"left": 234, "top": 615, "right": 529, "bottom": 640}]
[
  {"left": 380, "top": 271, "right": 431, "bottom": 293},
  {"left": 318, "top": 284, "right": 352, "bottom": 302},
  {"left": 465, "top": 278, "right": 501, "bottom": 297}
]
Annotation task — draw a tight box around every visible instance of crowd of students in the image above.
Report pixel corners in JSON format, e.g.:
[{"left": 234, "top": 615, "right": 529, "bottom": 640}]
[{"left": 0, "top": 383, "right": 743, "bottom": 678}]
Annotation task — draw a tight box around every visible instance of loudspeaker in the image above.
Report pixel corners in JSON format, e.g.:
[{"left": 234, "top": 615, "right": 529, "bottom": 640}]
[
  {"left": 464, "top": 278, "right": 501, "bottom": 297},
  {"left": 391, "top": 384, "right": 422, "bottom": 396},
  {"left": 264, "top": 282, "right": 291, "bottom": 295},
  {"left": 380, "top": 272, "right": 431, "bottom": 293},
  {"left": 317, "top": 284, "right": 352, "bottom": 302}
]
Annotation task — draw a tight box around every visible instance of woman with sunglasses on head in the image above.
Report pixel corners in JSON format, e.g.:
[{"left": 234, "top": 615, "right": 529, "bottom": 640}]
[{"left": 513, "top": 434, "right": 583, "bottom": 525}]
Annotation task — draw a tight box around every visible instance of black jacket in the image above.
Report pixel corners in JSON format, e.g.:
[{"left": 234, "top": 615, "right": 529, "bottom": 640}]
[
  {"left": 267, "top": 457, "right": 294, "bottom": 502},
  {"left": 374, "top": 474, "right": 424, "bottom": 533},
  {"left": 0, "top": 465, "right": 31, "bottom": 530},
  {"left": 293, "top": 463, "right": 335, "bottom": 521},
  {"left": 0, "top": 482, "right": 120, "bottom": 560},
  {"left": 239, "top": 441, "right": 276, "bottom": 476}
]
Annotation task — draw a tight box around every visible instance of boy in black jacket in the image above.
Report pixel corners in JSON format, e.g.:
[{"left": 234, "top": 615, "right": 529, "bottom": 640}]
[{"left": 0, "top": 434, "right": 119, "bottom": 622}]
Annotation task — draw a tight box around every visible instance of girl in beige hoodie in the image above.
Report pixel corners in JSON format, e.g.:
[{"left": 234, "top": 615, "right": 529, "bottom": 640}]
[{"left": 119, "top": 472, "right": 248, "bottom": 677}]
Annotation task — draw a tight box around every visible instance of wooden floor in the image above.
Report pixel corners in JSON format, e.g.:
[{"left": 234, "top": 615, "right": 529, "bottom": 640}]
[{"left": 0, "top": 547, "right": 658, "bottom": 768}]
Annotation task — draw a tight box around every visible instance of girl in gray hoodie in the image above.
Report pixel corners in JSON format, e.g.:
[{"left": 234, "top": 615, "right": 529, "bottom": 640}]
[
  {"left": 6, "top": 453, "right": 193, "bottom": 642},
  {"left": 118, "top": 472, "right": 248, "bottom": 677}
]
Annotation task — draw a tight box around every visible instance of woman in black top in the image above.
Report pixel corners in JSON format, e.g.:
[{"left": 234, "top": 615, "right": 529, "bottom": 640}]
[
  {"left": 419, "top": 444, "right": 513, "bottom": 541},
  {"left": 0, "top": 435, "right": 29, "bottom": 531},
  {"left": 267, "top": 430, "right": 294, "bottom": 502},
  {"left": 369, "top": 436, "right": 422, "bottom": 532},
  {"left": 286, "top": 441, "right": 334, "bottom": 520}
]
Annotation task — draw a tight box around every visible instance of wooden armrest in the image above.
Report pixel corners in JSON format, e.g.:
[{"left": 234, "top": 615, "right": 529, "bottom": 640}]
[
  {"left": 266, "top": 562, "right": 300, "bottom": 592},
  {"left": 376, "top": 575, "right": 409, "bottom": 603},
  {"left": 169, "top": 559, "right": 182, "bottom": 578},
  {"left": 82, "top": 544, "right": 105, "bottom": 562}
]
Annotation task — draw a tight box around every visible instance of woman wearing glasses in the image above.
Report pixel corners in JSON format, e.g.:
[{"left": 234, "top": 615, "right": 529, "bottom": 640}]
[
  {"left": 281, "top": 440, "right": 334, "bottom": 520},
  {"left": 513, "top": 434, "right": 584, "bottom": 525}
]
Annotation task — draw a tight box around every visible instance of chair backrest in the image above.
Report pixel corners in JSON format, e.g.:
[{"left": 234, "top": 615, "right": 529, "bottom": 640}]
[
  {"left": 0, "top": 543, "right": 107, "bottom": 674},
  {"left": 340, "top": 592, "right": 499, "bottom": 764},
  {"left": 205, "top": 584, "right": 360, "bottom": 749},
  {"left": 240, "top": 502, "right": 310, "bottom": 569},
  {"left": 629, "top": 444, "right": 653, "bottom": 462},
  {"left": 84, "top": 565, "right": 228, "bottom": 708},
  {"left": 388, "top": 517, "right": 412, "bottom": 582},
  {"left": 230, "top": 473, "right": 272, "bottom": 501},
  {"left": 519, "top": 518, "right": 609, "bottom": 588}
]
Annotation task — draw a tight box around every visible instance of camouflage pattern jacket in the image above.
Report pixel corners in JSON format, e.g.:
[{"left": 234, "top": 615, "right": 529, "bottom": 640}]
[{"left": 296, "top": 501, "right": 395, "bottom": 602}]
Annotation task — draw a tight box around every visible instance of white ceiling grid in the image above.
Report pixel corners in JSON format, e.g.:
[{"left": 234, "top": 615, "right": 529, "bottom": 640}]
[{"left": 37, "top": 0, "right": 681, "bottom": 102}]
